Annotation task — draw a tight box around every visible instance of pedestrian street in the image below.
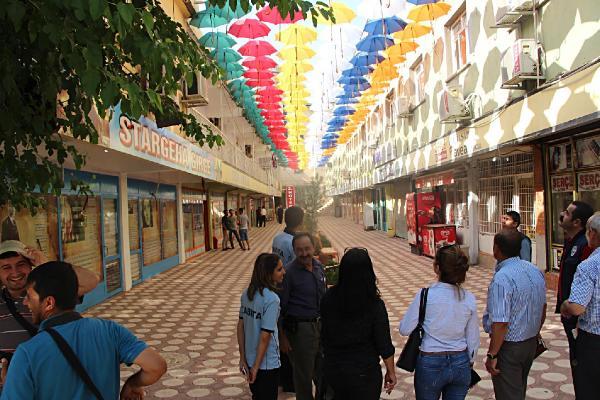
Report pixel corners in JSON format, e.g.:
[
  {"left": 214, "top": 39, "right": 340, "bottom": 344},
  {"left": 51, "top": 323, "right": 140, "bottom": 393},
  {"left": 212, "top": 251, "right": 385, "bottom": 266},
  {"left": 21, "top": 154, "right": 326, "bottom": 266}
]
[{"left": 86, "top": 217, "right": 575, "bottom": 399}]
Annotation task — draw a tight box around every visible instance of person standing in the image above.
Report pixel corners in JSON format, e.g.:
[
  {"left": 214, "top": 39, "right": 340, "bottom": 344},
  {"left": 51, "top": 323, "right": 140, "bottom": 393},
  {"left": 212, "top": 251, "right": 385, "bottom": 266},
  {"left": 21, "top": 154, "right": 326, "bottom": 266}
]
[
  {"left": 222, "top": 210, "right": 231, "bottom": 251},
  {"left": 400, "top": 245, "right": 479, "bottom": 400},
  {"left": 1, "top": 261, "right": 167, "bottom": 399},
  {"left": 272, "top": 206, "right": 304, "bottom": 267},
  {"left": 483, "top": 230, "right": 547, "bottom": 400},
  {"left": 280, "top": 233, "right": 326, "bottom": 400},
  {"left": 238, "top": 253, "right": 285, "bottom": 400},
  {"left": 554, "top": 201, "right": 594, "bottom": 379},
  {"left": 261, "top": 206, "right": 268, "bottom": 227},
  {"left": 561, "top": 212, "right": 600, "bottom": 399},
  {"left": 276, "top": 205, "right": 284, "bottom": 224},
  {"left": 239, "top": 208, "right": 251, "bottom": 251},
  {"left": 501, "top": 211, "right": 532, "bottom": 261},
  {"left": 225, "top": 209, "right": 245, "bottom": 250},
  {"left": 321, "top": 248, "right": 396, "bottom": 399}
]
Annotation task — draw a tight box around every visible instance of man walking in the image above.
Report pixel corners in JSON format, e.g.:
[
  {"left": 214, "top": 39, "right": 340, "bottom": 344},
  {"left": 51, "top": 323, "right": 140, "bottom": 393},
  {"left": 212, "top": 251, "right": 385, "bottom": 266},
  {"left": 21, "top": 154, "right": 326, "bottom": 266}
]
[
  {"left": 276, "top": 205, "right": 284, "bottom": 224},
  {"left": 0, "top": 241, "right": 98, "bottom": 359},
  {"left": 1, "top": 261, "right": 166, "bottom": 399},
  {"left": 554, "top": 201, "right": 593, "bottom": 379},
  {"left": 561, "top": 212, "right": 600, "bottom": 399},
  {"left": 238, "top": 208, "right": 251, "bottom": 251},
  {"left": 225, "top": 209, "right": 245, "bottom": 250},
  {"left": 280, "top": 233, "right": 327, "bottom": 400},
  {"left": 501, "top": 210, "right": 532, "bottom": 261},
  {"left": 273, "top": 206, "right": 304, "bottom": 266},
  {"left": 483, "top": 230, "right": 547, "bottom": 400}
]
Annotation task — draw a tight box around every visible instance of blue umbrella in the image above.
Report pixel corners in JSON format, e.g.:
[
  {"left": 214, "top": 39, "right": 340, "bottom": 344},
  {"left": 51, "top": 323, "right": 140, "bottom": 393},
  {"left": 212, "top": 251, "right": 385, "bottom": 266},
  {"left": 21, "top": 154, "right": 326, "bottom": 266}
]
[
  {"left": 343, "top": 82, "right": 371, "bottom": 92},
  {"left": 341, "top": 66, "right": 373, "bottom": 77},
  {"left": 329, "top": 117, "right": 347, "bottom": 125},
  {"left": 407, "top": 0, "right": 439, "bottom": 4},
  {"left": 350, "top": 52, "right": 386, "bottom": 66},
  {"left": 364, "top": 16, "right": 407, "bottom": 36},
  {"left": 338, "top": 76, "right": 369, "bottom": 85},
  {"left": 337, "top": 98, "right": 359, "bottom": 105},
  {"left": 356, "top": 35, "right": 394, "bottom": 53},
  {"left": 333, "top": 107, "right": 355, "bottom": 116}
]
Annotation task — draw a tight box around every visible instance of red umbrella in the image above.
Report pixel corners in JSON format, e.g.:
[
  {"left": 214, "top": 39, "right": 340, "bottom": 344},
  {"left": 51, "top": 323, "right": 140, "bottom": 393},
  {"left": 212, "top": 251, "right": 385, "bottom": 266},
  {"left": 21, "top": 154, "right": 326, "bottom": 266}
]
[
  {"left": 269, "top": 127, "right": 288, "bottom": 133},
  {"left": 257, "top": 6, "right": 304, "bottom": 24},
  {"left": 239, "top": 40, "right": 277, "bottom": 57},
  {"left": 258, "top": 95, "right": 283, "bottom": 103},
  {"left": 228, "top": 18, "right": 271, "bottom": 39},
  {"left": 265, "top": 120, "right": 286, "bottom": 127},
  {"left": 243, "top": 57, "right": 278, "bottom": 70},
  {"left": 258, "top": 103, "right": 281, "bottom": 110},
  {"left": 262, "top": 110, "right": 285, "bottom": 118},
  {"left": 246, "top": 78, "right": 275, "bottom": 87},
  {"left": 244, "top": 70, "right": 275, "bottom": 80},
  {"left": 258, "top": 87, "right": 284, "bottom": 96}
]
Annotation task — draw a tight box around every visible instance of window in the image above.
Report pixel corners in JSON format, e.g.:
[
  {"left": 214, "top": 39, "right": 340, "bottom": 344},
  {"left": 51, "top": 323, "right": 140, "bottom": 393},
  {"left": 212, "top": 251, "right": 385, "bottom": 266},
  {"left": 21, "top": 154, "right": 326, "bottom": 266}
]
[
  {"left": 450, "top": 12, "right": 468, "bottom": 71},
  {"left": 411, "top": 61, "right": 425, "bottom": 105}
]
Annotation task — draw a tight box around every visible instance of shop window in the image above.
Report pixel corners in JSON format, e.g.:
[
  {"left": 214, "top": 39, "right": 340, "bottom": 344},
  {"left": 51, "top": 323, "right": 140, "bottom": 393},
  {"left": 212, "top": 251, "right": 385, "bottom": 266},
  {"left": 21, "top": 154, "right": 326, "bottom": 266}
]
[
  {"left": 445, "top": 179, "right": 469, "bottom": 228},
  {"left": 478, "top": 176, "right": 514, "bottom": 234},
  {"left": 410, "top": 60, "right": 425, "bottom": 105},
  {"left": 160, "top": 200, "right": 178, "bottom": 259},
  {"left": 142, "top": 198, "right": 161, "bottom": 266},
  {"left": 449, "top": 12, "right": 468, "bottom": 72}
]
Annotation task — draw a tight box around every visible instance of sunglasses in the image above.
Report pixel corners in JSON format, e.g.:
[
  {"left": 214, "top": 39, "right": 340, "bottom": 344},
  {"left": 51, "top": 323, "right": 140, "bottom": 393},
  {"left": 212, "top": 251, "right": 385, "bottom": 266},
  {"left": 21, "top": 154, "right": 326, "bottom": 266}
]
[{"left": 344, "top": 246, "right": 369, "bottom": 254}]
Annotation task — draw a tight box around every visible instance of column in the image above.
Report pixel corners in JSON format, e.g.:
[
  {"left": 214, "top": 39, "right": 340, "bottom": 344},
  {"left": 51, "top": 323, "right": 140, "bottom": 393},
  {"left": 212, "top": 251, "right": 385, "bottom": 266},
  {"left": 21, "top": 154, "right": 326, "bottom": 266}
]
[
  {"left": 118, "top": 173, "right": 132, "bottom": 291},
  {"left": 467, "top": 162, "right": 480, "bottom": 265},
  {"left": 176, "top": 183, "right": 186, "bottom": 264},
  {"left": 533, "top": 144, "right": 546, "bottom": 270}
]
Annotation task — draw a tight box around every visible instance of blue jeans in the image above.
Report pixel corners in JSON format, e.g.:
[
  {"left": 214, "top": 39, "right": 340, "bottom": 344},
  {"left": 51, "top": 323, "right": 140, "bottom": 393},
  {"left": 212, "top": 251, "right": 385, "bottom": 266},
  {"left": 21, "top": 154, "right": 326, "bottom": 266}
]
[{"left": 414, "top": 352, "right": 471, "bottom": 400}]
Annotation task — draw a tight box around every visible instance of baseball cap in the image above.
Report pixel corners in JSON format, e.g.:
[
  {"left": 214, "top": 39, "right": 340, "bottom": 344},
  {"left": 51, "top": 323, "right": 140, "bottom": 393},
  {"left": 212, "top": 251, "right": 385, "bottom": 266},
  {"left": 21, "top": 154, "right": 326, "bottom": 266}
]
[{"left": 0, "top": 240, "right": 35, "bottom": 261}]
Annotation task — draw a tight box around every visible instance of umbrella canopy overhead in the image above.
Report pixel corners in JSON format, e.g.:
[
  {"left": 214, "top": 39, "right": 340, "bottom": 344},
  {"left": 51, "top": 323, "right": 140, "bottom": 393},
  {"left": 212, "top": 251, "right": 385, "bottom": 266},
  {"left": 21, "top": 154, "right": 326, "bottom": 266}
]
[
  {"left": 238, "top": 40, "right": 277, "bottom": 57},
  {"left": 190, "top": 10, "right": 228, "bottom": 28},
  {"left": 356, "top": 35, "right": 394, "bottom": 52},
  {"left": 316, "top": 1, "right": 356, "bottom": 24},
  {"left": 242, "top": 56, "right": 278, "bottom": 70},
  {"left": 407, "top": 2, "right": 451, "bottom": 22},
  {"left": 229, "top": 18, "right": 271, "bottom": 39},
  {"left": 394, "top": 22, "right": 432, "bottom": 40},
  {"left": 350, "top": 53, "right": 386, "bottom": 66},
  {"left": 364, "top": 16, "right": 407, "bottom": 36},
  {"left": 210, "top": 48, "right": 242, "bottom": 64},
  {"left": 198, "top": 32, "right": 236, "bottom": 48},
  {"left": 257, "top": 5, "right": 304, "bottom": 24},
  {"left": 275, "top": 25, "right": 317, "bottom": 45},
  {"left": 277, "top": 46, "right": 316, "bottom": 60}
]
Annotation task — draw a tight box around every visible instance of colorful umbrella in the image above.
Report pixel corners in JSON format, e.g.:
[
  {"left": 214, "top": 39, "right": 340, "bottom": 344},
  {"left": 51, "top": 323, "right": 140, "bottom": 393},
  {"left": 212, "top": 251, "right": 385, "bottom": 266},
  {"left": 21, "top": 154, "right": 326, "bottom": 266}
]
[
  {"left": 229, "top": 18, "right": 271, "bottom": 39},
  {"left": 277, "top": 46, "right": 316, "bottom": 60},
  {"left": 338, "top": 76, "right": 369, "bottom": 85},
  {"left": 210, "top": 48, "right": 242, "bottom": 64},
  {"left": 258, "top": 87, "right": 284, "bottom": 96},
  {"left": 407, "top": 2, "right": 451, "bottom": 21},
  {"left": 364, "top": 16, "right": 407, "bottom": 36},
  {"left": 208, "top": 3, "right": 247, "bottom": 21},
  {"left": 257, "top": 5, "right": 304, "bottom": 24},
  {"left": 244, "top": 70, "right": 275, "bottom": 80},
  {"left": 356, "top": 35, "right": 394, "bottom": 52},
  {"left": 393, "top": 22, "right": 432, "bottom": 41},
  {"left": 275, "top": 25, "right": 317, "bottom": 45},
  {"left": 242, "top": 56, "right": 277, "bottom": 70},
  {"left": 198, "top": 32, "right": 236, "bottom": 48},
  {"left": 386, "top": 42, "right": 419, "bottom": 57},
  {"left": 190, "top": 10, "right": 228, "bottom": 28},
  {"left": 341, "top": 66, "right": 373, "bottom": 77},
  {"left": 239, "top": 40, "right": 277, "bottom": 57},
  {"left": 317, "top": 1, "right": 355, "bottom": 24},
  {"left": 350, "top": 53, "right": 386, "bottom": 66},
  {"left": 247, "top": 78, "right": 275, "bottom": 87}
]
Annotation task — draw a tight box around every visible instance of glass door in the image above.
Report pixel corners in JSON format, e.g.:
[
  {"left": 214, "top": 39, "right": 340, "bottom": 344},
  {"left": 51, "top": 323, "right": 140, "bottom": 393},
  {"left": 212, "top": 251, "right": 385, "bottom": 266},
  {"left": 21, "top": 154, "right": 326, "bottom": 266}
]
[
  {"left": 128, "top": 199, "right": 143, "bottom": 285},
  {"left": 101, "top": 197, "right": 123, "bottom": 295}
]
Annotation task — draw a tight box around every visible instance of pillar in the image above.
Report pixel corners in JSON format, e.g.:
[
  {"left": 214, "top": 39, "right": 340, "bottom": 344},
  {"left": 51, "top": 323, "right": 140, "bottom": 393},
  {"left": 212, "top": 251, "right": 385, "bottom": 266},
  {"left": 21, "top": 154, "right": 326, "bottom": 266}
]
[
  {"left": 118, "top": 173, "right": 132, "bottom": 291},
  {"left": 176, "top": 183, "right": 186, "bottom": 264},
  {"left": 467, "top": 162, "right": 480, "bottom": 265}
]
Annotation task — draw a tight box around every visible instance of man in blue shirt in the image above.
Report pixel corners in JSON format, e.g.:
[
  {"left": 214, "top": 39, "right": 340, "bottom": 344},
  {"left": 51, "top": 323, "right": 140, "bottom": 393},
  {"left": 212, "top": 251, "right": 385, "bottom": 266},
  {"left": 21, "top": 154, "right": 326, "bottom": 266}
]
[
  {"left": 483, "top": 230, "right": 547, "bottom": 400},
  {"left": 1, "top": 261, "right": 166, "bottom": 399},
  {"left": 272, "top": 206, "right": 304, "bottom": 270},
  {"left": 561, "top": 212, "right": 600, "bottom": 400},
  {"left": 501, "top": 211, "right": 531, "bottom": 261}
]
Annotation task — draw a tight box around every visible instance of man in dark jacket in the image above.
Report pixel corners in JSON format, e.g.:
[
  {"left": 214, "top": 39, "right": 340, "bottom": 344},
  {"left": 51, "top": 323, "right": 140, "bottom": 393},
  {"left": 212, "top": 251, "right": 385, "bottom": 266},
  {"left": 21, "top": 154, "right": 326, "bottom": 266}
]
[{"left": 555, "top": 201, "right": 594, "bottom": 383}]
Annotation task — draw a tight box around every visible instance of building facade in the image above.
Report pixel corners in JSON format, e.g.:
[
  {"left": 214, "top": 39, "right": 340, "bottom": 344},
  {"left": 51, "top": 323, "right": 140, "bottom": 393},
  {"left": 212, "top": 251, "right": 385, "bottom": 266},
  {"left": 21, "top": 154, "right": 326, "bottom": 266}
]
[{"left": 325, "top": 0, "right": 600, "bottom": 281}]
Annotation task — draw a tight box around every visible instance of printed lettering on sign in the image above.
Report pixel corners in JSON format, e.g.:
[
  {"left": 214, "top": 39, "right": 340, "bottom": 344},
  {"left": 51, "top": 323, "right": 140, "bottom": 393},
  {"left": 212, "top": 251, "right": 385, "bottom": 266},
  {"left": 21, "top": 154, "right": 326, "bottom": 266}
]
[
  {"left": 551, "top": 175, "right": 574, "bottom": 193},
  {"left": 578, "top": 172, "right": 600, "bottom": 191},
  {"left": 285, "top": 186, "right": 296, "bottom": 208}
]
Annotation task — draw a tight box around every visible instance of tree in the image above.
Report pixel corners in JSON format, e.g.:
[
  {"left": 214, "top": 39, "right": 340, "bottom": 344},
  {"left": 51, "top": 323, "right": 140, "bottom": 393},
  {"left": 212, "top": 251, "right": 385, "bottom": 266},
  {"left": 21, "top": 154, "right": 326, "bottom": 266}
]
[
  {"left": 296, "top": 175, "right": 326, "bottom": 236},
  {"left": 0, "top": 0, "right": 332, "bottom": 211}
]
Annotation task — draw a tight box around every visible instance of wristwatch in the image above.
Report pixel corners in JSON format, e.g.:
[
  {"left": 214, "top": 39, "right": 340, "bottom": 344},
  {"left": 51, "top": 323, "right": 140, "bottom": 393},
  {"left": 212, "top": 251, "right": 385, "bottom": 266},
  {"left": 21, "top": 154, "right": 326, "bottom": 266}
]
[{"left": 486, "top": 353, "right": 498, "bottom": 360}]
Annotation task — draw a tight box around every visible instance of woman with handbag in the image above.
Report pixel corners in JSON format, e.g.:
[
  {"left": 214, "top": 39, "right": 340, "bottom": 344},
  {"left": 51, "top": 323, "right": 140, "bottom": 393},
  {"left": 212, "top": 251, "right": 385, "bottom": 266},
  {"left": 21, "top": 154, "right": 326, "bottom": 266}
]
[
  {"left": 399, "top": 245, "right": 480, "bottom": 400},
  {"left": 320, "top": 247, "right": 397, "bottom": 399}
]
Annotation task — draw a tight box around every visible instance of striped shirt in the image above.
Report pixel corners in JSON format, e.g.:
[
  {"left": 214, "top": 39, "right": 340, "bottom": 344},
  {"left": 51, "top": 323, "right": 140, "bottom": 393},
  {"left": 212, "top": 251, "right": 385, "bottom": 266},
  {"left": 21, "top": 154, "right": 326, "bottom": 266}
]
[
  {"left": 568, "top": 247, "right": 600, "bottom": 335},
  {"left": 483, "top": 257, "right": 546, "bottom": 342},
  {"left": 0, "top": 289, "right": 35, "bottom": 354}
]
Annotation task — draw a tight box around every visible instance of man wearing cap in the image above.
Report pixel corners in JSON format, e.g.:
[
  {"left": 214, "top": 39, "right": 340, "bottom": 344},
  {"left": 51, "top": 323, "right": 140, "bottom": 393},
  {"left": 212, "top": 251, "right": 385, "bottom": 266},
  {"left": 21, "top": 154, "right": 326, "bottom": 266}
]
[{"left": 0, "top": 241, "right": 99, "bottom": 360}]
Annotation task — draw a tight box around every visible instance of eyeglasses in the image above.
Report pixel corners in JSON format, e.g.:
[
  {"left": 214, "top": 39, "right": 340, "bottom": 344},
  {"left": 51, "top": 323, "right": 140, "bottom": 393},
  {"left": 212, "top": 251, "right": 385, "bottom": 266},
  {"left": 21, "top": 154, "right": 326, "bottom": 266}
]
[{"left": 344, "top": 246, "right": 368, "bottom": 254}]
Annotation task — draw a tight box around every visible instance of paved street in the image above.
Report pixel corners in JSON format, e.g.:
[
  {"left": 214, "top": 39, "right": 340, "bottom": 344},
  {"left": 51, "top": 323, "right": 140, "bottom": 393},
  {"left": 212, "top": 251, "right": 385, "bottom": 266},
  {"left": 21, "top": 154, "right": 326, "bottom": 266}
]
[{"left": 87, "top": 216, "right": 574, "bottom": 399}]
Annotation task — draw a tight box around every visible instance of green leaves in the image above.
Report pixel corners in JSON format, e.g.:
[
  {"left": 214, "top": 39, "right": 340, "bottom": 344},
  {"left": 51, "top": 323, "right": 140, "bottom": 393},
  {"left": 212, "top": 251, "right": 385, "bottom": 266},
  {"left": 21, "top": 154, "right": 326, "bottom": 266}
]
[
  {"left": 89, "top": 0, "right": 106, "bottom": 21},
  {"left": 117, "top": 2, "right": 135, "bottom": 26},
  {"left": 6, "top": 0, "right": 26, "bottom": 31}
]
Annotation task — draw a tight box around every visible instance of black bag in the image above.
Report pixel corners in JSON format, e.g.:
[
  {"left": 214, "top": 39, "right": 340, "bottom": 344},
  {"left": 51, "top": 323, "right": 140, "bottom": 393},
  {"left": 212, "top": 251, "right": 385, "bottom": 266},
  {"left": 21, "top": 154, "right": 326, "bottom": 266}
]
[
  {"left": 396, "top": 288, "right": 429, "bottom": 372},
  {"left": 469, "top": 368, "right": 481, "bottom": 388},
  {"left": 45, "top": 328, "right": 104, "bottom": 400},
  {"left": 2, "top": 289, "right": 37, "bottom": 337}
]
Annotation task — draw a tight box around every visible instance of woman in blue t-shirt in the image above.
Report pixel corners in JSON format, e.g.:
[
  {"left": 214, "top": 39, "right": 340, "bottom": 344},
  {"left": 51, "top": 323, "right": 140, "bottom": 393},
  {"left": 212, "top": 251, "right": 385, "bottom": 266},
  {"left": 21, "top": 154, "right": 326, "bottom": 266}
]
[{"left": 237, "top": 253, "right": 285, "bottom": 400}]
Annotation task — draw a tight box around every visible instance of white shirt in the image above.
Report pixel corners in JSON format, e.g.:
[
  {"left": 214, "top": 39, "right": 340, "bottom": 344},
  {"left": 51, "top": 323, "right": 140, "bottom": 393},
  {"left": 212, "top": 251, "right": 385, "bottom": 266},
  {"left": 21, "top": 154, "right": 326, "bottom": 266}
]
[
  {"left": 399, "top": 282, "right": 480, "bottom": 361},
  {"left": 261, "top": 208, "right": 267, "bottom": 216}
]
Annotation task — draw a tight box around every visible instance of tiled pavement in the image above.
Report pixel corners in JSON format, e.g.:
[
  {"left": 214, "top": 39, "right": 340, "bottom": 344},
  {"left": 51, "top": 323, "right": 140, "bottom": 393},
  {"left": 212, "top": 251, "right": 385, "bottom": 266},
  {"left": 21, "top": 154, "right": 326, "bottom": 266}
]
[{"left": 86, "top": 216, "right": 574, "bottom": 399}]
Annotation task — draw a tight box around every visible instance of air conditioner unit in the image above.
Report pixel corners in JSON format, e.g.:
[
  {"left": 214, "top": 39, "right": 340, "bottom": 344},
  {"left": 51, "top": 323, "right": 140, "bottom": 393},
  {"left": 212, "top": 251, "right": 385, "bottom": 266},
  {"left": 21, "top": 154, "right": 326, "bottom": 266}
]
[
  {"left": 439, "top": 85, "right": 471, "bottom": 123},
  {"left": 181, "top": 71, "right": 209, "bottom": 107},
  {"left": 500, "top": 39, "right": 541, "bottom": 88},
  {"left": 494, "top": 0, "right": 535, "bottom": 28},
  {"left": 397, "top": 96, "right": 413, "bottom": 118}
]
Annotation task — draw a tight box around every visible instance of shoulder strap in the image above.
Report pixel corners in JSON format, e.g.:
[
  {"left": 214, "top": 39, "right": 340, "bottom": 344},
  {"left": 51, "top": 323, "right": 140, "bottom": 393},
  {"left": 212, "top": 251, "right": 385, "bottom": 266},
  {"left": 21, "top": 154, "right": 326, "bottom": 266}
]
[
  {"left": 417, "top": 288, "right": 429, "bottom": 326},
  {"left": 2, "top": 290, "right": 37, "bottom": 337},
  {"left": 45, "top": 328, "right": 104, "bottom": 400}
]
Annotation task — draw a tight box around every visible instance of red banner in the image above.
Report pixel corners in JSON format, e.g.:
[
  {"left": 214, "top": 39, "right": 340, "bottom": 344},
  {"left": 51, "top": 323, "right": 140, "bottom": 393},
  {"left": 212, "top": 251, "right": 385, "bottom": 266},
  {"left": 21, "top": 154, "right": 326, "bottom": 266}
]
[{"left": 285, "top": 186, "right": 296, "bottom": 208}]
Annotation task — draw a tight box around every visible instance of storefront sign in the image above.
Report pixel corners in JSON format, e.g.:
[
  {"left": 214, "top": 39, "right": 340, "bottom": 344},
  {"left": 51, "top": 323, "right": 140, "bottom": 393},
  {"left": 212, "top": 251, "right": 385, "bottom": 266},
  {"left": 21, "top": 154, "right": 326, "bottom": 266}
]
[
  {"left": 406, "top": 193, "right": 416, "bottom": 245},
  {"left": 109, "top": 104, "right": 217, "bottom": 180},
  {"left": 551, "top": 175, "right": 574, "bottom": 193},
  {"left": 578, "top": 171, "right": 600, "bottom": 191},
  {"left": 285, "top": 186, "right": 296, "bottom": 208},
  {"left": 415, "top": 172, "right": 454, "bottom": 189}
]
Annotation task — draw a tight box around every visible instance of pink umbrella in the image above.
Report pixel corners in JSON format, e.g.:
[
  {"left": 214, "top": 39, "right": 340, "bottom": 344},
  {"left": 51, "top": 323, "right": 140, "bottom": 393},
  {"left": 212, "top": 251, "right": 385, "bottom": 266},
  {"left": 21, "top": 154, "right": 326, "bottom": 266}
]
[
  {"left": 243, "top": 57, "right": 278, "bottom": 70},
  {"left": 258, "top": 95, "right": 283, "bottom": 103},
  {"left": 239, "top": 40, "right": 277, "bottom": 57},
  {"left": 257, "top": 6, "right": 304, "bottom": 24},
  {"left": 244, "top": 70, "right": 275, "bottom": 80},
  {"left": 228, "top": 18, "right": 271, "bottom": 39},
  {"left": 259, "top": 103, "right": 282, "bottom": 110},
  {"left": 246, "top": 78, "right": 275, "bottom": 87},
  {"left": 258, "top": 87, "right": 284, "bottom": 97}
]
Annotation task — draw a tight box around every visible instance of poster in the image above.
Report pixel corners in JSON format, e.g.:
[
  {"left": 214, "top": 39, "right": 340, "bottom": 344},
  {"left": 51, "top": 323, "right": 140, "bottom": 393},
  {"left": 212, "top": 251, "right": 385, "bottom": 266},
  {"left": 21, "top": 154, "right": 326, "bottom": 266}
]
[
  {"left": 551, "top": 175, "right": 574, "bottom": 193},
  {"left": 549, "top": 143, "right": 572, "bottom": 172},
  {"left": 285, "top": 186, "right": 296, "bottom": 208},
  {"left": 416, "top": 192, "right": 442, "bottom": 249},
  {"left": 577, "top": 171, "right": 600, "bottom": 191},
  {"left": 576, "top": 135, "right": 600, "bottom": 168},
  {"left": 406, "top": 193, "right": 417, "bottom": 245}
]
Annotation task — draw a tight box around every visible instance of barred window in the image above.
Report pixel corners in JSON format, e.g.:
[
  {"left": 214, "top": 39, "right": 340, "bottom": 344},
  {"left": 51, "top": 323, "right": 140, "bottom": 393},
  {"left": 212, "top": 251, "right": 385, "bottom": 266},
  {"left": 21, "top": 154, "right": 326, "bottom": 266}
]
[
  {"left": 444, "top": 179, "right": 469, "bottom": 228},
  {"left": 479, "top": 176, "right": 514, "bottom": 234}
]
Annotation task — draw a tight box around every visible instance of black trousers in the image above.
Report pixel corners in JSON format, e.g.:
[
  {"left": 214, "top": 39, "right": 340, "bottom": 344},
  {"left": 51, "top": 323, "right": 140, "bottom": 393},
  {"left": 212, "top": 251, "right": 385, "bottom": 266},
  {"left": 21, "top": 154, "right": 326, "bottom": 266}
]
[
  {"left": 492, "top": 337, "right": 537, "bottom": 400},
  {"left": 326, "top": 364, "right": 382, "bottom": 400},
  {"left": 228, "top": 229, "right": 243, "bottom": 248},
  {"left": 562, "top": 318, "right": 577, "bottom": 383},
  {"left": 250, "top": 368, "right": 280, "bottom": 400},
  {"left": 574, "top": 329, "right": 600, "bottom": 400}
]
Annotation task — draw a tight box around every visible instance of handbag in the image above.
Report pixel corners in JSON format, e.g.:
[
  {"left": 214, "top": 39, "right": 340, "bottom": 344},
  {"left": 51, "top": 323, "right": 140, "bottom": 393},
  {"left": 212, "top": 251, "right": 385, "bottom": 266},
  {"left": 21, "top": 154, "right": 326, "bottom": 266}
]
[
  {"left": 534, "top": 335, "right": 548, "bottom": 359},
  {"left": 396, "top": 287, "right": 429, "bottom": 372},
  {"left": 469, "top": 368, "right": 481, "bottom": 388}
]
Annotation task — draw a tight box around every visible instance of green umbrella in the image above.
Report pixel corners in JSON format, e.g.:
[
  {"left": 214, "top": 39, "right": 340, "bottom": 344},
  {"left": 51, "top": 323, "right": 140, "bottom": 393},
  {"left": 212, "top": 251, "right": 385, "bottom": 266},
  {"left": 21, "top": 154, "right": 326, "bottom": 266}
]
[
  {"left": 226, "top": 69, "right": 244, "bottom": 80},
  {"left": 190, "top": 10, "right": 228, "bottom": 28},
  {"left": 198, "top": 32, "right": 236, "bottom": 48},
  {"left": 211, "top": 48, "right": 242, "bottom": 64},
  {"left": 208, "top": 3, "right": 247, "bottom": 21}
]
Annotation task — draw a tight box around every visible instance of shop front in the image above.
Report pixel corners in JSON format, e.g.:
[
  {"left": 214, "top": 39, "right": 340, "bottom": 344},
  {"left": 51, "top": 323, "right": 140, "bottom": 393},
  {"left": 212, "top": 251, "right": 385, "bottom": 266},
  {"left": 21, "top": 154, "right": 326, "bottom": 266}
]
[
  {"left": 210, "top": 192, "right": 226, "bottom": 249},
  {"left": 182, "top": 190, "right": 207, "bottom": 259}
]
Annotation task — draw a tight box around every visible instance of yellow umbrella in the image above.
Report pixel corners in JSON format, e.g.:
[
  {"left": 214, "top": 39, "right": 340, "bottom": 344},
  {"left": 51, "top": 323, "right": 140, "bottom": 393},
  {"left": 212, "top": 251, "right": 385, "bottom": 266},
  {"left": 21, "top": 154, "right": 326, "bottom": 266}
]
[
  {"left": 317, "top": 1, "right": 356, "bottom": 25},
  {"left": 287, "top": 115, "right": 310, "bottom": 123},
  {"left": 284, "top": 103, "right": 310, "bottom": 112},
  {"left": 393, "top": 23, "right": 432, "bottom": 41},
  {"left": 407, "top": 2, "right": 451, "bottom": 22},
  {"left": 275, "top": 25, "right": 318, "bottom": 45},
  {"left": 386, "top": 42, "right": 419, "bottom": 57},
  {"left": 278, "top": 46, "right": 316, "bottom": 60},
  {"left": 279, "top": 62, "right": 314, "bottom": 74}
]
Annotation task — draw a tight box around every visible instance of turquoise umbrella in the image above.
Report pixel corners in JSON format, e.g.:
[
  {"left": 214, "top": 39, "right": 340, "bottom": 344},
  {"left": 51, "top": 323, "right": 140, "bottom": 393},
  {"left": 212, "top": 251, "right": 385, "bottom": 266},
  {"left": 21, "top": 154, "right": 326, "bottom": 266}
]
[
  {"left": 211, "top": 48, "right": 242, "bottom": 64},
  {"left": 208, "top": 3, "right": 247, "bottom": 21},
  {"left": 222, "top": 62, "right": 244, "bottom": 72},
  {"left": 226, "top": 69, "right": 244, "bottom": 80},
  {"left": 198, "top": 32, "right": 236, "bottom": 48},
  {"left": 190, "top": 10, "right": 228, "bottom": 28}
]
